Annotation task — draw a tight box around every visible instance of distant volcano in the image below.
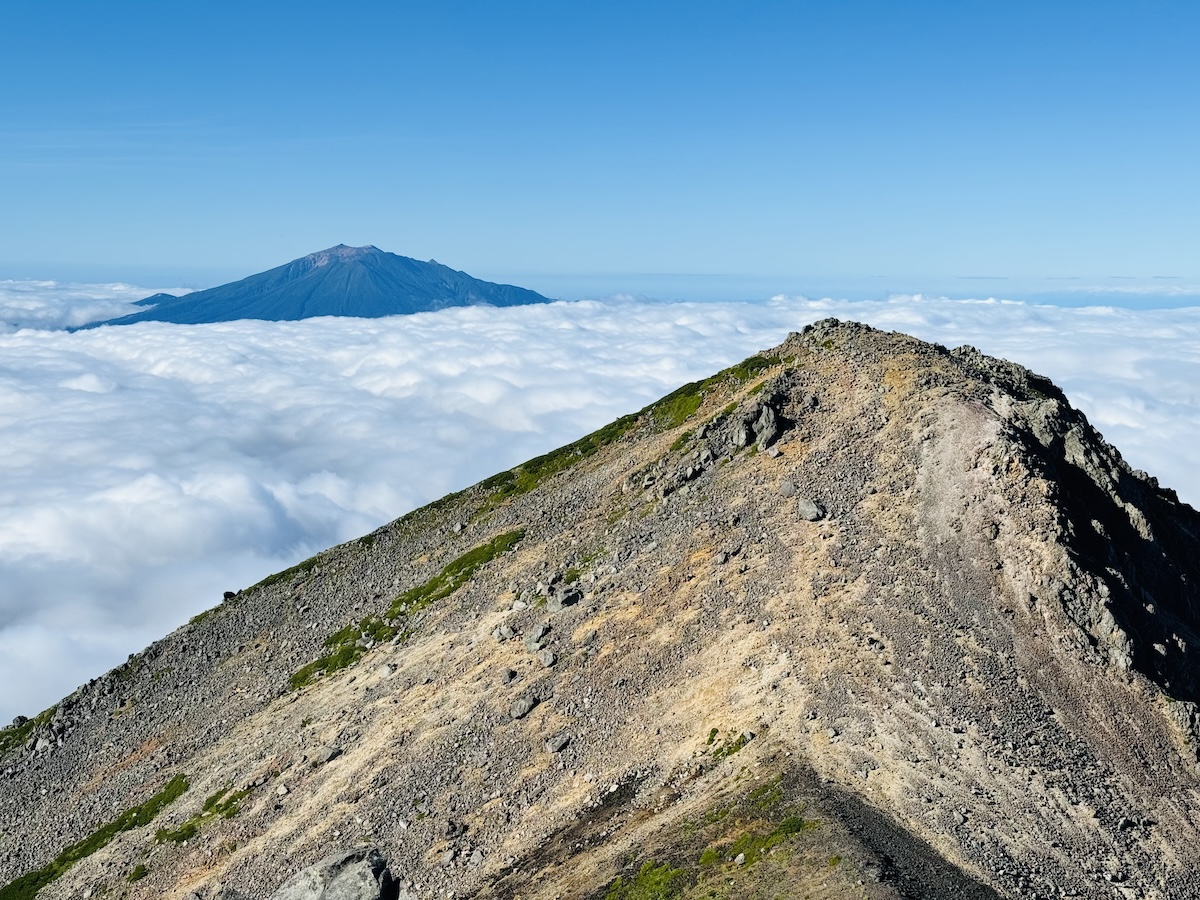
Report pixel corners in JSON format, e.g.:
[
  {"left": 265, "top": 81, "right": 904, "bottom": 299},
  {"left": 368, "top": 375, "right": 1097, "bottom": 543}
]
[{"left": 93, "top": 245, "right": 554, "bottom": 326}]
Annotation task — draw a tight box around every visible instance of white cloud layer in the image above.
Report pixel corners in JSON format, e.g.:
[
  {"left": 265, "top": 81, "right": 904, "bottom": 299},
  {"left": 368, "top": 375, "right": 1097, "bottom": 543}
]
[
  {"left": 1, "top": 292, "right": 1199, "bottom": 723},
  {"left": 0, "top": 279, "right": 190, "bottom": 331}
]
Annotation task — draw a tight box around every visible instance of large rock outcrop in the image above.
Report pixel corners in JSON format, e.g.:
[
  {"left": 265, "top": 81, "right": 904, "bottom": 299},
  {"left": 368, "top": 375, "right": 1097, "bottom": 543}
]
[{"left": 266, "top": 849, "right": 398, "bottom": 900}]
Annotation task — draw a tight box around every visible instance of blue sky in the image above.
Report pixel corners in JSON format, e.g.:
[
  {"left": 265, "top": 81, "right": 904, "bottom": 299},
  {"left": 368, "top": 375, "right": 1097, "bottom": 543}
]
[{"left": 2, "top": 1, "right": 1198, "bottom": 290}]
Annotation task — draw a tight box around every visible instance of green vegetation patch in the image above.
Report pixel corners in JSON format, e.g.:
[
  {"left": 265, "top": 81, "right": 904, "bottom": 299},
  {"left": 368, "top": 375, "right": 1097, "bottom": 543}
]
[
  {"left": 651, "top": 382, "right": 705, "bottom": 430},
  {"left": 251, "top": 552, "right": 323, "bottom": 592},
  {"left": 212, "top": 787, "right": 252, "bottom": 819},
  {"left": 478, "top": 352, "right": 784, "bottom": 512},
  {"left": 157, "top": 783, "right": 252, "bottom": 844},
  {"left": 202, "top": 786, "right": 230, "bottom": 812},
  {"left": 726, "top": 354, "right": 782, "bottom": 382},
  {"left": 126, "top": 863, "right": 148, "bottom": 883},
  {"left": 290, "top": 530, "right": 525, "bottom": 690},
  {"left": 747, "top": 774, "right": 784, "bottom": 810},
  {"left": 0, "top": 707, "right": 54, "bottom": 758},
  {"left": 660, "top": 772, "right": 822, "bottom": 897},
  {"left": 386, "top": 528, "right": 525, "bottom": 620},
  {"left": 604, "top": 860, "right": 688, "bottom": 900},
  {"left": 562, "top": 546, "right": 604, "bottom": 586},
  {"left": 700, "top": 815, "right": 816, "bottom": 869},
  {"left": 479, "top": 414, "right": 642, "bottom": 509},
  {"left": 155, "top": 820, "right": 198, "bottom": 844},
  {"left": 706, "top": 729, "right": 751, "bottom": 760},
  {"left": 188, "top": 606, "right": 218, "bottom": 626},
  {"left": 669, "top": 428, "right": 694, "bottom": 453},
  {"left": 0, "top": 773, "right": 188, "bottom": 900},
  {"left": 289, "top": 635, "right": 378, "bottom": 691}
]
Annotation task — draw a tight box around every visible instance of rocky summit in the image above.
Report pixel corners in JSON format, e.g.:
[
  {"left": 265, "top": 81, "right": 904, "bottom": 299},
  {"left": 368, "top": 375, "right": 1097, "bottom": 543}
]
[
  {"left": 3, "top": 319, "right": 1200, "bottom": 900},
  {"left": 90, "top": 245, "right": 552, "bottom": 326}
]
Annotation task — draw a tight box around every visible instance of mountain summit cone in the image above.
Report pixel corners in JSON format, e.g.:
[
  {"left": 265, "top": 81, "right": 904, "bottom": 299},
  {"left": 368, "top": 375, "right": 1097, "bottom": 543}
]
[
  {"left": 92, "top": 245, "right": 552, "bottom": 326},
  {"left": 3, "top": 319, "right": 1200, "bottom": 899}
]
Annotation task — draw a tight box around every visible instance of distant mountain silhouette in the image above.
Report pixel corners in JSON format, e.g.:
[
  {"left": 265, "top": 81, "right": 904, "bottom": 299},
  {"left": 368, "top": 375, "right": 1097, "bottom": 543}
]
[{"left": 93, "top": 245, "right": 553, "bottom": 326}]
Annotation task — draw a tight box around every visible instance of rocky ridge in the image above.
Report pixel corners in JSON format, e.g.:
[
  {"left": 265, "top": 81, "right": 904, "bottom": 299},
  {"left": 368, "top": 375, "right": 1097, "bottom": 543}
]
[{"left": 2, "top": 319, "right": 1200, "bottom": 899}]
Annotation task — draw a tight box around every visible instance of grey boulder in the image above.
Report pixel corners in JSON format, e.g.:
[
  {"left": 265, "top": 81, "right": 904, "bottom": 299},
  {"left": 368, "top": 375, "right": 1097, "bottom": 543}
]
[
  {"left": 267, "top": 848, "right": 399, "bottom": 900},
  {"left": 796, "top": 497, "right": 826, "bottom": 521}
]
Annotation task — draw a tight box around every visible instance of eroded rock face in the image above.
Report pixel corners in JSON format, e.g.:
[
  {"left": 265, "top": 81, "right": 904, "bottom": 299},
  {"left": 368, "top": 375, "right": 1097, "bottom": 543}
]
[{"left": 267, "top": 848, "right": 398, "bottom": 900}]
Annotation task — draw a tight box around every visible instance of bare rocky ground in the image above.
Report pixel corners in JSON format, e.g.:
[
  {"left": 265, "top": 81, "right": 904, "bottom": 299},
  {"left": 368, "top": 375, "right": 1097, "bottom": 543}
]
[{"left": 3, "top": 319, "right": 1200, "bottom": 900}]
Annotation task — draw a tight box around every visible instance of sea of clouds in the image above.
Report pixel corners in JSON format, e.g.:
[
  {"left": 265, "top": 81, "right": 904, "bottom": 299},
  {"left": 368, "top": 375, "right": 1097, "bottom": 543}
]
[{"left": 2, "top": 285, "right": 1199, "bottom": 722}]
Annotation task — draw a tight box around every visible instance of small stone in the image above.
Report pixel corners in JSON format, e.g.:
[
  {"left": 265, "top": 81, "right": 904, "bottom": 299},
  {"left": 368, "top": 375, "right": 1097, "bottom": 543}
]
[
  {"left": 509, "top": 696, "right": 536, "bottom": 719},
  {"left": 511, "top": 599, "right": 528, "bottom": 611},
  {"left": 734, "top": 852, "right": 746, "bottom": 866},
  {"left": 545, "top": 733, "right": 570, "bottom": 753},
  {"left": 469, "top": 849, "right": 484, "bottom": 867},
  {"left": 316, "top": 745, "right": 342, "bottom": 764},
  {"left": 796, "top": 497, "right": 826, "bottom": 521},
  {"left": 778, "top": 481, "right": 797, "bottom": 498},
  {"left": 277, "top": 784, "right": 289, "bottom": 796},
  {"left": 547, "top": 587, "right": 582, "bottom": 613},
  {"left": 537, "top": 649, "right": 557, "bottom": 668},
  {"left": 524, "top": 623, "right": 550, "bottom": 651},
  {"left": 500, "top": 668, "right": 517, "bottom": 685}
]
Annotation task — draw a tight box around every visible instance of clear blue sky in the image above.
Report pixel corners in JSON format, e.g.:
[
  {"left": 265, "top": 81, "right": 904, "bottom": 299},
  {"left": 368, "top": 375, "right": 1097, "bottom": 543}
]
[{"left": 2, "top": 1, "right": 1197, "bottom": 288}]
